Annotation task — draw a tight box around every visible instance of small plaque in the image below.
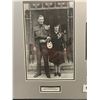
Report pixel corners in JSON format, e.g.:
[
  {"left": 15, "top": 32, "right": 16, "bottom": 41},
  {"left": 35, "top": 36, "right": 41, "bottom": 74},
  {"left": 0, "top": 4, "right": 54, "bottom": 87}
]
[{"left": 40, "top": 86, "right": 61, "bottom": 92}]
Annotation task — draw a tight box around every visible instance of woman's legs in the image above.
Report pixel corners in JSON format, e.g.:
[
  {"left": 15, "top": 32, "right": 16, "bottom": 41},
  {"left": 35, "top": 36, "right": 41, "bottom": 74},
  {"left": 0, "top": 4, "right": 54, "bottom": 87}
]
[
  {"left": 57, "top": 66, "right": 61, "bottom": 77},
  {"left": 54, "top": 65, "right": 57, "bottom": 76},
  {"left": 54, "top": 65, "right": 61, "bottom": 77}
]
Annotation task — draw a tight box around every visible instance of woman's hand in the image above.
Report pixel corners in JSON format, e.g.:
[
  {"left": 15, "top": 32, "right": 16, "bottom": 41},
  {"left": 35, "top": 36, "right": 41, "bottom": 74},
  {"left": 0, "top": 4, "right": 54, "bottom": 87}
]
[{"left": 46, "top": 36, "right": 51, "bottom": 42}]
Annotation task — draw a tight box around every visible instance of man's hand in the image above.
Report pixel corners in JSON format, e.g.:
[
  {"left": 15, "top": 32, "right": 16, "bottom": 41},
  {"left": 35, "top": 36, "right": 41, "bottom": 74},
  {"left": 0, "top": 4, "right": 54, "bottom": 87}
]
[{"left": 64, "top": 48, "right": 66, "bottom": 52}]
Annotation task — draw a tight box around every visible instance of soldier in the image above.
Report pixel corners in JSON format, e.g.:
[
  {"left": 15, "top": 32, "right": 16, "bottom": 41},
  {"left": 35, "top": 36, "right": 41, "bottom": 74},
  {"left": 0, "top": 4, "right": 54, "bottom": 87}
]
[{"left": 32, "top": 15, "right": 51, "bottom": 78}]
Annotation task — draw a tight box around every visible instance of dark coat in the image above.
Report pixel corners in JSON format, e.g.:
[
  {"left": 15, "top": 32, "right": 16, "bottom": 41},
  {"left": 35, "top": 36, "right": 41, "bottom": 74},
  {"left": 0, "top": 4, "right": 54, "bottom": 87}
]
[
  {"left": 51, "top": 32, "right": 65, "bottom": 51},
  {"left": 48, "top": 32, "right": 65, "bottom": 66}
]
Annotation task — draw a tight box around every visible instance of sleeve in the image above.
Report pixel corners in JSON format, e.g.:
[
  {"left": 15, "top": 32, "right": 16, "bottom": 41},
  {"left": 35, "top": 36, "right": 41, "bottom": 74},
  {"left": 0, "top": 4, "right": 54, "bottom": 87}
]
[
  {"left": 62, "top": 34, "right": 66, "bottom": 48},
  {"left": 44, "top": 24, "right": 51, "bottom": 36},
  {"left": 45, "top": 25, "right": 52, "bottom": 41},
  {"left": 51, "top": 34, "right": 55, "bottom": 44}
]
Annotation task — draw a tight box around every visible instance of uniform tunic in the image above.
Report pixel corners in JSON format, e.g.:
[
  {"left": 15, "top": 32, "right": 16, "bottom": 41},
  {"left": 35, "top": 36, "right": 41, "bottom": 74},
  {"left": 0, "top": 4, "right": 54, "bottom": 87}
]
[{"left": 32, "top": 24, "right": 50, "bottom": 75}]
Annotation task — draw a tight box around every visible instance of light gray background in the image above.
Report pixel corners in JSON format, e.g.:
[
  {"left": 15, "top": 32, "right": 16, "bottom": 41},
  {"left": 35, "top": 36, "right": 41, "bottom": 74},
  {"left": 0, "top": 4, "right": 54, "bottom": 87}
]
[{"left": 13, "top": 0, "right": 87, "bottom": 99}]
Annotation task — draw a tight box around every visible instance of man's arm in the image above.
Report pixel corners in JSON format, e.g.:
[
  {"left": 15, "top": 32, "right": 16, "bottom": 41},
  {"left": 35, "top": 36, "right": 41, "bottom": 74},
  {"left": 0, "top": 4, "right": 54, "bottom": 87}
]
[{"left": 44, "top": 25, "right": 51, "bottom": 42}]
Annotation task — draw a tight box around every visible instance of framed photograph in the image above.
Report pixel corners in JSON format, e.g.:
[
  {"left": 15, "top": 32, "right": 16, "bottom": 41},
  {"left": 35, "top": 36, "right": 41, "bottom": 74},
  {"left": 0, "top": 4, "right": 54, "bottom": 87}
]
[
  {"left": 23, "top": 1, "right": 75, "bottom": 80},
  {"left": 13, "top": 0, "right": 87, "bottom": 99}
]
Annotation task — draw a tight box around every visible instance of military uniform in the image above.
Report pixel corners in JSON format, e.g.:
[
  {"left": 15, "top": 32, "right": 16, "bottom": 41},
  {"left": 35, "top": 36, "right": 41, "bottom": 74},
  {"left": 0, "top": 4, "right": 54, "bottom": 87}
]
[{"left": 32, "top": 24, "right": 50, "bottom": 78}]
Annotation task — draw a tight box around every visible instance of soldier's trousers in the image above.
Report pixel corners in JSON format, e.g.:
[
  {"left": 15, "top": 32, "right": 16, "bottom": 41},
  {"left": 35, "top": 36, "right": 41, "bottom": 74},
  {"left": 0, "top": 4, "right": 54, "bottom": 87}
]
[{"left": 36, "top": 43, "right": 50, "bottom": 75}]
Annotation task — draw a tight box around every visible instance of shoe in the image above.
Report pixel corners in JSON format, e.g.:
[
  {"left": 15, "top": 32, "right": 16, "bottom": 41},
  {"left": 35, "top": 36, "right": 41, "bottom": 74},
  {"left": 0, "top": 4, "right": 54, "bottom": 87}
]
[
  {"left": 34, "top": 73, "right": 41, "bottom": 78},
  {"left": 54, "top": 73, "right": 57, "bottom": 76},
  {"left": 57, "top": 72, "right": 61, "bottom": 77},
  {"left": 46, "top": 74, "right": 51, "bottom": 78}
]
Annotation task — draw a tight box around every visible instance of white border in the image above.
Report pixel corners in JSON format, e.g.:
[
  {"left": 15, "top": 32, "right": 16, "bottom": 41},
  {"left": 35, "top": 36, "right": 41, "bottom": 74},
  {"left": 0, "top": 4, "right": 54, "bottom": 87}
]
[
  {"left": 1, "top": 0, "right": 100, "bottom": 100},
  {"left": 0, "top": 0, "right": 12, "bottom": 100}
]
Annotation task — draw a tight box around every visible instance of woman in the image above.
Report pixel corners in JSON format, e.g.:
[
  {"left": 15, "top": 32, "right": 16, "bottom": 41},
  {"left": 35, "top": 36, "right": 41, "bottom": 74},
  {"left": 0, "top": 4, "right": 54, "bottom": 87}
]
[{"left": 48, "top": 25, "right": 65, "bottom": 77}]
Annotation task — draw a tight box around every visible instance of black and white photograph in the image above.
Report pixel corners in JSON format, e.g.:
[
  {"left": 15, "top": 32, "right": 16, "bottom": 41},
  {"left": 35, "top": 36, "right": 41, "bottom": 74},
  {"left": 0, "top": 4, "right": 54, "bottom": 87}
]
[{"left": 23, "top": 1, "right": 75, "bottom": 79}]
